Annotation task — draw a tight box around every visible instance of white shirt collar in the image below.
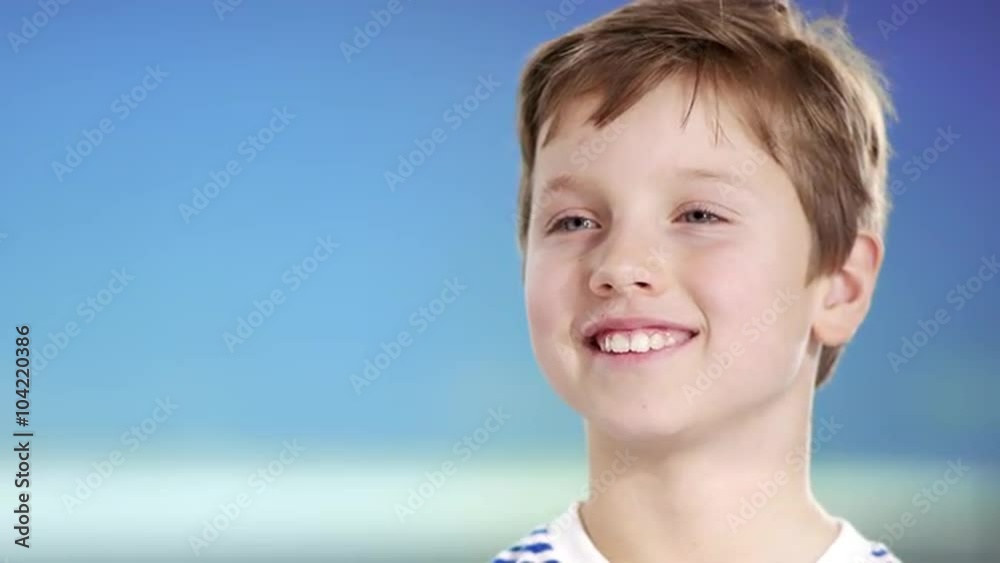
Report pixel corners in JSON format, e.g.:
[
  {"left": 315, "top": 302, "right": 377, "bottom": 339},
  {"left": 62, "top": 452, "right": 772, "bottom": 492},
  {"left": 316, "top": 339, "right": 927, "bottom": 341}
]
[{"left": 550, "top": 502, "right": 897, "bottom": 563}]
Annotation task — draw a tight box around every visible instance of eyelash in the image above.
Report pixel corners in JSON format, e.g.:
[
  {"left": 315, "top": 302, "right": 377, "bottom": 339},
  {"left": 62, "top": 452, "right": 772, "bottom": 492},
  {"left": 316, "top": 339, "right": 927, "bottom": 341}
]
[
  {"left": 547, "top": 205, "right": 728, "bottom": 234},
  {"left": 548, "top": 215, "right": 599, "bottom": 233},
  {"left": 677, "top": 204, "right": 727, "bottom": 224}
]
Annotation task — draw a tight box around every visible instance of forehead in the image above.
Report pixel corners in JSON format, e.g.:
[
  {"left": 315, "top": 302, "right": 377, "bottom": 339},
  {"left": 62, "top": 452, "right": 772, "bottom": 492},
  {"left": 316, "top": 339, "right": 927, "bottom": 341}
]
[{"left": 533, "top": 79, "right": 770, "bottom": 185}]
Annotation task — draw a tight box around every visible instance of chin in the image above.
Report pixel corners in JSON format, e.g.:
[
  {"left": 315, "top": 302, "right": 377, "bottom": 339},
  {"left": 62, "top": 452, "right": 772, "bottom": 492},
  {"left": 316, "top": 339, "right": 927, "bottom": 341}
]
[
  {"left": 550, "top": 373, "right": 707, "bottom": 446},
  {"left": 588, "top": 397, "right": 704, "bottom": 446}
]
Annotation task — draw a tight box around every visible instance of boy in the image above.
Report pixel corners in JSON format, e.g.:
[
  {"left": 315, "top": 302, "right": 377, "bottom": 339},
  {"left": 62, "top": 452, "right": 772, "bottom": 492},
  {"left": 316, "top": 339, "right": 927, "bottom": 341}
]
[{"left": 494, "top": 0, "right": 899, "bottom": 562}]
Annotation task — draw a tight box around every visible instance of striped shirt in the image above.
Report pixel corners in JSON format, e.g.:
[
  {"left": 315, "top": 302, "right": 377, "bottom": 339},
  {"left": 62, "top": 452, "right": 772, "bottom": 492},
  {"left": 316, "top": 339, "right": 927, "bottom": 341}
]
[{"left": 491, "top": 502, "right": 902, "bottom": 563}]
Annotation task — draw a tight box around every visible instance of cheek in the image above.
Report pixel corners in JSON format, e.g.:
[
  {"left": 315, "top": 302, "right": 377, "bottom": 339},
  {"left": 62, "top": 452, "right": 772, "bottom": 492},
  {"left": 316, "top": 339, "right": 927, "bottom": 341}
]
[
  {"left": 688, "top": 243, "right": 809, "bottom": 342},
  {"left": 524, "top": 252, "right": 571, "bottom": 341},
  {"left": 524, "top": 252, "right": 583, "bottom": 395},
  {"left": 688, "top": 243, "right": 813, "bottom": 387},
  {"left": 525, "top": 288, "right": 558, "bottom": 340}
]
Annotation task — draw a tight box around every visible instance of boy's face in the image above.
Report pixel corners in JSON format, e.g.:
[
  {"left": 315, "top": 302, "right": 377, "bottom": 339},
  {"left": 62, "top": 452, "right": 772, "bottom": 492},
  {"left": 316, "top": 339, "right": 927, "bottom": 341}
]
[{"left": 524, "top": 79, "right": 827, "bottom": 442}]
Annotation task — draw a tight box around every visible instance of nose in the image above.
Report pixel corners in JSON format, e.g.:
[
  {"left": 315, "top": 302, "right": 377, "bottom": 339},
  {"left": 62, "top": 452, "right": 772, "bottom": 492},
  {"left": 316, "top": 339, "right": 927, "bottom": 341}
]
[{"left": 588, "top": 227, "right": 668, "bottom": 298}]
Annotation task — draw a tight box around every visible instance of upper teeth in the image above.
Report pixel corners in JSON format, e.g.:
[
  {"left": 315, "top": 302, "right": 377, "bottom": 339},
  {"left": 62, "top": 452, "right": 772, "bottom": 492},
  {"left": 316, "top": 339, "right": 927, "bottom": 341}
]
[{"left": 596, "top": 330, "right": 682, "bottom": 353}]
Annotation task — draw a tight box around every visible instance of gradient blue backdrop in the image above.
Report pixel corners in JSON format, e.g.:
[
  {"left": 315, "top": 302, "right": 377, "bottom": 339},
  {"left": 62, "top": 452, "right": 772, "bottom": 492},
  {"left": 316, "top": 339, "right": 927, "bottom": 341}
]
[{"left": 0, "top": 1, "right": 997, "bottom": 561}]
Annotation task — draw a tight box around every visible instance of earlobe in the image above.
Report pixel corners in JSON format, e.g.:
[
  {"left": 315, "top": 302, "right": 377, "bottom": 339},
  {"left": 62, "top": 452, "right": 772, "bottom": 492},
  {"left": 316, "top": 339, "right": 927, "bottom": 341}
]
[{"left": 813, "top": 232, "right": 884, "bottom": 346}]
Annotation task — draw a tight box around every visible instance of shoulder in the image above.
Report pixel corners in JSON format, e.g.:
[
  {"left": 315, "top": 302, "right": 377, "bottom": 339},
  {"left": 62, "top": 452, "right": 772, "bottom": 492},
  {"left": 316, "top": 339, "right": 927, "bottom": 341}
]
[
  {"left": 825, "top": 519, "right": 904, "bottom": 563},
  {"left": 856, "top": 542, "right": 904, "bottom": 563},
  {"left": 488, "top": 525, "right": 561, "bottom": 563},
  {"left": 488, "top": 502, "right": 597, "bottom": 563}
]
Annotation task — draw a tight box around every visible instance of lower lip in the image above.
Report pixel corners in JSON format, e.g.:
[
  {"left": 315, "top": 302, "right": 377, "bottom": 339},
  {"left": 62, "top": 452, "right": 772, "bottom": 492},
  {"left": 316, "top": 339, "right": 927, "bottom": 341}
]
[{"left": 586, "top": 334, "right": 697, "bottom": 365}]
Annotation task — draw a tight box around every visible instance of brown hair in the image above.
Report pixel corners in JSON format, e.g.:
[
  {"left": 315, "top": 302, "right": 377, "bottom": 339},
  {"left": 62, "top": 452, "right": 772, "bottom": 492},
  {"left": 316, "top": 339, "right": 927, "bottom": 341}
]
[{"left": 515, "top": 0, "right": 895, "bottom": 386}]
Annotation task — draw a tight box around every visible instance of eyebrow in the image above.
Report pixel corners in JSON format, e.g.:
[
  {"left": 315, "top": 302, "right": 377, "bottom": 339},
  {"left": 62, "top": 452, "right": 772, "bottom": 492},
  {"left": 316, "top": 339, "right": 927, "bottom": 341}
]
[
  {"left": 679, "top": 167, "right": 729, "bottom": 181},
  {"left": 679, "top": 164, "right": 760, "bottom": 185},
  {"left": 539, "top": 172, "right": 576, "bottom": 196},
  {"left": 539, "top": 167, "right": 743, "bottom": 196},
  {"left": 677, "top": 165, "right": 760, "bottom": 197}
]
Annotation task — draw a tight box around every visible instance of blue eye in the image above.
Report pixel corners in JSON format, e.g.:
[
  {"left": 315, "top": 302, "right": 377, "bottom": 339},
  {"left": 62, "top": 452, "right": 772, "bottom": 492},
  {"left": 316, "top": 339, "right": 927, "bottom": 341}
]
[
  {"left": 550, "top": 215, "right": 599, "bottom": 233},
  {"left": 678, "top": 207, "right": 726, "bottom": 224}
]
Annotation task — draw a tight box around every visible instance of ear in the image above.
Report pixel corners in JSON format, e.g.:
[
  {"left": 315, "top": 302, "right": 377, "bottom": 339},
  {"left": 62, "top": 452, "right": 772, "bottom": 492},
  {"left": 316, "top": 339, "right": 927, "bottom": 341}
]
[{"left": 813, "top": 231, "right": 884, "bottom": 347}]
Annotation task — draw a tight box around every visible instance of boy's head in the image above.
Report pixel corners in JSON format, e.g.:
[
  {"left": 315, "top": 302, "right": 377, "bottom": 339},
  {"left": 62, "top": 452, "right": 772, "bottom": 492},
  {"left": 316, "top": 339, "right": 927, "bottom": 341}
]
[{"left": 515, "top": 0, "right": 894, "bottom": 440}]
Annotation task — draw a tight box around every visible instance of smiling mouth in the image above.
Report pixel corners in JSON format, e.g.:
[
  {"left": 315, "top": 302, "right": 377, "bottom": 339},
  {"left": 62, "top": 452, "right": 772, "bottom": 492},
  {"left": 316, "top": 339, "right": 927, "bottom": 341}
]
[{"left": 585, "top": 328, "right": 699, "bottom": 355}]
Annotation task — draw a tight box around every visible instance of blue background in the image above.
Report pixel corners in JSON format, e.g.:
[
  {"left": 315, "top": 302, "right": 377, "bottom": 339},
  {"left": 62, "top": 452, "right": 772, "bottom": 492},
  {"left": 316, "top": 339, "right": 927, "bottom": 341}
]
[{"left": 0, "top": 0, "right": 997, "bottom": 561}]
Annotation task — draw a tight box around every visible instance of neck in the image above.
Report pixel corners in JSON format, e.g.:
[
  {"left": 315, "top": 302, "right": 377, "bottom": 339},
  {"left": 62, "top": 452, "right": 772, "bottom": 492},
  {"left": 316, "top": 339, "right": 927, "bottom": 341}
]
[{"left": 580, "top": 374, "right": 839, "bottom": 563}]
